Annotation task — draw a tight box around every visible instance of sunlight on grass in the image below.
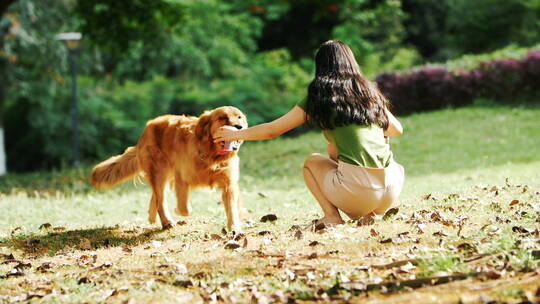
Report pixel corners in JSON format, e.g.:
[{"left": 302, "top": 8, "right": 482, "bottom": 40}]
[{"left": 0, "top": 105, "right": 539, "bottom": 302}]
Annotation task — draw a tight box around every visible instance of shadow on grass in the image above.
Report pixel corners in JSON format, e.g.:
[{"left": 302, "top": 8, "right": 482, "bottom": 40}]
[{"left": 2, "top": 225, "right": 165, "bottom": 257}]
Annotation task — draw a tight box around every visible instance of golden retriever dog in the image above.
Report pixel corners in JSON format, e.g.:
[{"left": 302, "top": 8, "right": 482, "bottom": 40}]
[{"left": 91, "top": 106, "right": 248, "bottom": 231}]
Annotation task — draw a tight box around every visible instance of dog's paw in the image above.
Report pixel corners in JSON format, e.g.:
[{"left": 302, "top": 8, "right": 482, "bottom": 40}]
[
  {"left": 227, "top": 223, "right": 243, "bottom": 233},
  {"left": 174, "top": 207, "right": 191, "bottom": 217},
  {"left": 161, "top": 222, "right": 175, "bottom": 230},
  {"left": 148, "top": 216, "right": 157, "bottom": 224}
]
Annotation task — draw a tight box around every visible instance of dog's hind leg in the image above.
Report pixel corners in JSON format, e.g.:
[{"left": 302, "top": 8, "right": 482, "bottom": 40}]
[
  {"left": 148, "top": 170, "right": 174, "bottom": 229},
  {"left": 174, "top": 176, "right": 191, "bottom": 216}
]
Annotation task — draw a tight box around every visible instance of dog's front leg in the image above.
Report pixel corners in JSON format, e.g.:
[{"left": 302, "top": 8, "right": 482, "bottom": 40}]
[
  {"left": 221, "top": 183, "right": 242, "bottom": 232},
  {"left": 174, "top": 177, "right": 191, "bottom": 216}
]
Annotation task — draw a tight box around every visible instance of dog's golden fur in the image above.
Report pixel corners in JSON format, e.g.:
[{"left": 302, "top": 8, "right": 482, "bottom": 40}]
[{"left": 91, "top": 106, "right": 248, "bottom": 231}]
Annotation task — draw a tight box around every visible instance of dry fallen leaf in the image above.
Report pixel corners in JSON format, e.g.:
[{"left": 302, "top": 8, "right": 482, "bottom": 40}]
[
  {"left": 509, "top": 199, "right": 520, "bottom": 206},
  {"left": 36, "top": 262, "right": 54, "bottom": 273},
  {"left": 314, "top": 223, "right": 327, "bottom": 232},
  {"left": 308, "top": 241, "right": 320, "bottom": 247},
  {"left": 108, "top": 287, "right": 129, "bottom": 298},
  {"left": 288, "top": 225, "right": 301, "bottom": 232},
  {"left": 512, "top": 226, "right": 534, "bottom": 234},
  {"left": 38, "top": 223, "right": 52, "bottom": 230},
  {"left": 357, "top": 216, "right": 375, "bottom": 226},
  {"left": 457, "top": 242, "right": 477, "bottom": 253},
  {"left": 173, "top": 280, "right": 193, "bottom": 288},
  {"left": 484, "top": 271, "right": 502, "bottom": 280},
  {"left": 433, "top": 231, "right": 449, "bottom": 237},
  {"left": 260, "top": 214, "right": 278, "bottom": 222},
  {"left": 398, "top": 231, "right": 410, "bottom": 238},
  {"left": 383, "top": 208, "right": 399, "bottom": 220},
  {"left": 210, "top": 234, "right": 223, "bottom": 241},
  {"left": 92, "top": 262, "right": 113, "bottom": 271},
  {"left": 430, "top": 211, "right": 442, "bottom": 222},
  {"left": 0, "top": 253, "right": 15, "bottom": 260},
  {"left": 370, "top": 229, "right": 379, "bottom": 237},
  {"left": 233, "top": 233, "right": 246, "bottom": 241},
  {"left": 78, "top": 277, "right": 91, "bottom": 284},
  {"left": 224, "top": 241, "right": 241, "bottom": 250},
  {"left": 380, "top": 238, "right": 392, "bottom": 244}
]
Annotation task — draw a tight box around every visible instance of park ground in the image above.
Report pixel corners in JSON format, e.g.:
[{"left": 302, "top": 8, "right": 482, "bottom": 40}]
[{"left": 1, "top": 104, "right": 540, "bottom": 303}]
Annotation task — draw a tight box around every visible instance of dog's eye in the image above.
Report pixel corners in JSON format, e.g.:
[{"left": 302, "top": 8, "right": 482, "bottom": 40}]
[
  {"left": 219, "top": 116, "right": 228, "bottom": 121},
  {"left": 238, "top": 116, "right": 242, "bottom": 119}
]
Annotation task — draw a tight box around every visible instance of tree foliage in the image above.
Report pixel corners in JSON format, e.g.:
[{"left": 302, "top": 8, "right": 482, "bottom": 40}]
[
  {"left": 1, "top": 0, "right": 539, "bottom": 171},
  {"left": 76, "top": 0, "right": 261, "bottom": 80},
  {"left": 2, "top": 0, "right": 77, "bottom": 170},
  {"left": 444, "top": 0, "right": 540, "bottom": 56},
  {"left": 402, "top": 0, "right": 540, "bottom": 60}
]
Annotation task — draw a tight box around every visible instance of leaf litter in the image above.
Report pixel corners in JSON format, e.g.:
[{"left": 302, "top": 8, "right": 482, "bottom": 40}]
[{"left": 1, "top": 181, "right": 540, "bottom": 302}]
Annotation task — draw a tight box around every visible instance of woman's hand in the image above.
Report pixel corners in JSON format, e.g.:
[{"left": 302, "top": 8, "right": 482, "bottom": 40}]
[
  {"left": 213, "top": 125, "right": 240, "bottom": 143},
  {"left": 213, "top": 106, "right": 306, "bottom": 143}
]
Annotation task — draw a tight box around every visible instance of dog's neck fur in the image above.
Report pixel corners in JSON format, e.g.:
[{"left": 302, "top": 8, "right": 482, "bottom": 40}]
[{"left": 198, "top": 148, "right": 235, "bottom": 163}]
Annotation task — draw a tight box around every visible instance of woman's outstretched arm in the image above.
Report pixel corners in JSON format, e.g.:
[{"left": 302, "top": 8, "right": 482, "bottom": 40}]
[{"left": 213, "top": 106, "right": 306, "bottom": 142}]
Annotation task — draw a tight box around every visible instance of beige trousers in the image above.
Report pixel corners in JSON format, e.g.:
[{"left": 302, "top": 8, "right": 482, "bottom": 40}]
[{"left": 322, "top": 158, "right": 405, "bottom": 217}]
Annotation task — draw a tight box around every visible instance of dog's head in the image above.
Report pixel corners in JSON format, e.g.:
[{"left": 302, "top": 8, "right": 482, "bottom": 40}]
[{"left": 195, "top": 106, "right": 248, "bottom": 157}]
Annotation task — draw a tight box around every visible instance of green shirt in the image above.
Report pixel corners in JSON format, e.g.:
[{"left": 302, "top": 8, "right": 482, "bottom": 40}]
[{"left": 297, "top": 99, "right": 393, "bottom": 168}]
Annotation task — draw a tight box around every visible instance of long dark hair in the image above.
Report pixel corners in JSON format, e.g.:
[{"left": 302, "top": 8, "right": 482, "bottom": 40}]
[{"left": 305, "top": 40, "right": 389, "bottom": 130}]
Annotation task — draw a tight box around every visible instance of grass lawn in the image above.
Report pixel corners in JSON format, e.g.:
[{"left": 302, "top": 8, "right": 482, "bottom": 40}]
[{"left": 1, "top": 104, "right": 539, "bottom": 303}]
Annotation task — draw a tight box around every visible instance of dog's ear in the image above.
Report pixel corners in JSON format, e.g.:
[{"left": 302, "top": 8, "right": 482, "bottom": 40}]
[{"left": 195, "top": 111, "right": 213, "bottom": 140}]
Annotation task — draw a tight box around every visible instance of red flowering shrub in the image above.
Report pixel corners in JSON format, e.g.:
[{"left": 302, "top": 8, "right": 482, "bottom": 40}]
[{"left": 376, "top": 49, "right": 540, "bottom": 114}]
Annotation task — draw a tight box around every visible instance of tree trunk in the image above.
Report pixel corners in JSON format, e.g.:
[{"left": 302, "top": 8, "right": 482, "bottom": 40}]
[
  {"left": 0, "top": 0, "right": 17, "bottom": 175},
  {"left": 0, "top": 56, "right": 6, "bottom": 176},
  {"left": 0, "top": 125, "right": 5, "bottom": 176}
]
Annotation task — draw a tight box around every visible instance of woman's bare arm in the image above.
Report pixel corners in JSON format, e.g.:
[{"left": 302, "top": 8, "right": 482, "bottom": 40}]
[
  {"left": 384, "top": 108, "right": 403, "bottom": 137},
  {"left": 327, "top": 143, "right": 338, "bottom": 161},
  {"left": 213, "top": 106, "right": 306, "bottom": 142}
]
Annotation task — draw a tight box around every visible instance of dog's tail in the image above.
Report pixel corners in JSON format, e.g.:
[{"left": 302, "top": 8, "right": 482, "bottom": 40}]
[{"left": 91, "top": 146, "right": 141, "bottom": 189}]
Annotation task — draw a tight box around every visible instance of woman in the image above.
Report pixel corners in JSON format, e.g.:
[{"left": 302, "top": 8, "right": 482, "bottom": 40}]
[{"left": 214, "top": 40, "right": 404, "bottom": 226}]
